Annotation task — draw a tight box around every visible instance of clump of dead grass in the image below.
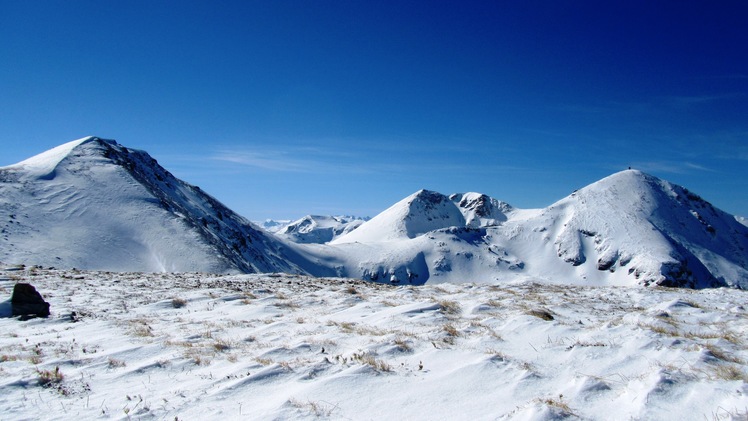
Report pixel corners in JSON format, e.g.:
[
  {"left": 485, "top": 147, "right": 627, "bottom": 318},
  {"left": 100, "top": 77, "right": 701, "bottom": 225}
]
[
  {"left": 527, "top": 308, "right": 554, "bottom": 321},
  {"left": 437, "top": 300, "right": 461, "bottom": 316},
  {"left": 171, "top": 297, "right": 187, "bottom": 308}
]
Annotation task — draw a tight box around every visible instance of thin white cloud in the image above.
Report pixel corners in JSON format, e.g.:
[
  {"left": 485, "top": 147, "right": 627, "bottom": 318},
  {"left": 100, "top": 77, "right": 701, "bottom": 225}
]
[
  {"left": 212, "top": 150, "right": 315, "bottom": 172},
  {"left": 206, "top": 135, "right": 528, "bottom": 176},
  {"left": 631, "top": 161, "right": 714, "bottom": 174},
  {"left": 663, "top": 93, "right": 744, "bottom": 106}
]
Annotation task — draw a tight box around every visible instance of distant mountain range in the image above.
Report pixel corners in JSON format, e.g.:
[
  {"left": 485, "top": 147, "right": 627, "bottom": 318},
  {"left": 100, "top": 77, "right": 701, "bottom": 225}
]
[
  {"left": 269, "top": 215, "right": 369, "bottom": 244},
  {"left": 2, "top": 137, "right": 747, "bottom": 289}
]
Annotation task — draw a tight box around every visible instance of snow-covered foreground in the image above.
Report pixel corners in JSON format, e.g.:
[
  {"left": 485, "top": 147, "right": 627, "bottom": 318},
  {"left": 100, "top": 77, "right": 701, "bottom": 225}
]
[{"left": 1, "top": 267, "right": 747, "bottom": 420}]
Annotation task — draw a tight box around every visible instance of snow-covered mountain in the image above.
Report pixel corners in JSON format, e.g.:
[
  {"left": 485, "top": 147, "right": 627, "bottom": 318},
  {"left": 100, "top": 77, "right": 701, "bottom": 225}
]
[
  {"left": 256, "top": 219, "right": 292, "bottom": 233},
  {"left": 323, "top": 171, "right": 748, "bottom": 288},
  {"left": 3, "top": 137, "right": 747, "bottom": 289},
  {"left": 331, "top": 190, "right": 512, "bottom": 243},
  {"left": 0, "top": 137, "right": 313, "bottom": 274},
  {"left": 274, "top": 215, "right": 368, "bottom": 244},
  {"left": 737, "top": 216, "right": 748, "bottom": 228},
  {"left": 511, "top": 170, "right": 748, "bottom": 288}
]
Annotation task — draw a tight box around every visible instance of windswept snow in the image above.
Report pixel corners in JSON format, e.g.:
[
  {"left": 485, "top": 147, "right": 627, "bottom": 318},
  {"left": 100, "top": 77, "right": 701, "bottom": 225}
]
[
  {"left": 3, "top": 136, "right": 96, "bottom": 180},
  {"left": 0, "top": 266, "right": 746, "bottom": 420}
]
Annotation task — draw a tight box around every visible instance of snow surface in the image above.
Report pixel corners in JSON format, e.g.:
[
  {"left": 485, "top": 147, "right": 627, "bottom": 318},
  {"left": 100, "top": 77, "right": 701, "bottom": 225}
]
[{"left": 1, "top": 266, "right": 746, "bottom": 420}]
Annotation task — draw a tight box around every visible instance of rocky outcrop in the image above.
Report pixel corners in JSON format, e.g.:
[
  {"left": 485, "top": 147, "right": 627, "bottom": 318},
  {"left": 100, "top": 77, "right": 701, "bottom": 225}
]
[{"left": 11, "top": 283, "right": 50, "bottom": 319}]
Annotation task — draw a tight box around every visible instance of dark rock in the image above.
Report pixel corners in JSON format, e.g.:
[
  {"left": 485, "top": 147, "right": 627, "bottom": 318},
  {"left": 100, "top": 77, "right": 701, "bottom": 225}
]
[{"left": 11, "top": 283, "right": 50, "bottom": 319}]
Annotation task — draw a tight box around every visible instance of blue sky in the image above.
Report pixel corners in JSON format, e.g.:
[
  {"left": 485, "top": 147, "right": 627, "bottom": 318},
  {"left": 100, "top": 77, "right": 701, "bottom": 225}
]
[{"left": 2, "top": 1, "right": 747, "bottom": 221}]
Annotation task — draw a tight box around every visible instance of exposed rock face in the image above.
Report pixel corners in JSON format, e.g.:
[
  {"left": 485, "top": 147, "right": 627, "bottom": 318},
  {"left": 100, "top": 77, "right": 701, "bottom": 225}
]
[{"left": 11, "top": 283, "right": 50, "bottom": 319}]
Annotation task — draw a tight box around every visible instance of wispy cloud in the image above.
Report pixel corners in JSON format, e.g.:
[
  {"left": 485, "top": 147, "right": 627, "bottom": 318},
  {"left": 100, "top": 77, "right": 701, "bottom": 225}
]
[
  {"left": 210, "top": 146, "right": 526, "bottom": 176},
  {"left": 663, "top": 93, "right": 745, "bottom": 106},
  {"left": 631, "top": 161, "right": 714, "bottom": 174},
  {"left": 212, "top": 150, "right": 318, "bottom": 172},
  {"left": 204, "top": 133, "right": 528, "bottom": 176}
]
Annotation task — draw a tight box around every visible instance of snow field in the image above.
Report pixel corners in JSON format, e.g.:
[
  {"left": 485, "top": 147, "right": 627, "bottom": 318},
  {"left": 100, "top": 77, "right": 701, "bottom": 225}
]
[{"left": 1, "top": 266, "right": 747, "bottom": 420}]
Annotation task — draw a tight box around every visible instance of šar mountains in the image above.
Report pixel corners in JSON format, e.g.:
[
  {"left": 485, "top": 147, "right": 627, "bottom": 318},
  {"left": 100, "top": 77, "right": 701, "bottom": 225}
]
[{"left": 1, "top": 137, "right": 747, "bottom": 289}]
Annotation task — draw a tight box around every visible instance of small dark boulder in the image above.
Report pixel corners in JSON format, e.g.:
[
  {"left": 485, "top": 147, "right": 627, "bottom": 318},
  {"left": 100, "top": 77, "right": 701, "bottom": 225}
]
[{"left": 11, "top": 283, "right": 50, "bottom": 319}]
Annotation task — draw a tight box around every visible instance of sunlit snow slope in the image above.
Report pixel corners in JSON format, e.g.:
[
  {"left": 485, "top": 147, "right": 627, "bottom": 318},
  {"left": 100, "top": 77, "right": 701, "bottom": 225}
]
[
  {"left": 0, "top": 137, "right": 311, "bottom": 274},
  {"left": 322, "top": 171, "right": 748, "bottom": 288}
]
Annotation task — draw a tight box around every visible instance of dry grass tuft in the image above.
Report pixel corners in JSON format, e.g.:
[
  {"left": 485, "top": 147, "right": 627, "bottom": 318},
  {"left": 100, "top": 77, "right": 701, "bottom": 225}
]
[
  {"left": 351, "top": 352, "right": 392, "bottom": 372},
  {"left": 393, "top": 337, "right": 413, "bottom": 352},
  {"left": 442, "top": 323, "right": 460, "bottom": 337},
  {"left": 708, "top": 365, "right": 748, "bottom": 382},
  {"left": 288, "top": 398, "right": 336, "bottom": 417},
  {"left": 438, "top": 300, "right": 462, "bottom": 315},
  {"left": 527, "top": 308, "right": 554, "bottom": 321},
  {"left": 344, "top": 285, "right": 359, "bottom": 295},
  {"left": 704, "top": 344, "right": 745, "bottom": 365},
  {"left": 37, "top": 366, "right": 64, "bottom": 386},
  {"left": 130, "top": 324, "right": 154, "bottom": 337},
  {"left": 213, "top": 339, "right": 232, "bottom": 352},
  {"left": 107, "top": 357, "right": 126, "bottom": 368},
  {"left": 171, "top": 297, "right": 187, "bottom": 308},
  {"left": 539, "top": 396, "right": 575, "bottom": 416},
  {"left": 255, "top": 357, "right": 273, "bottom": 366}
]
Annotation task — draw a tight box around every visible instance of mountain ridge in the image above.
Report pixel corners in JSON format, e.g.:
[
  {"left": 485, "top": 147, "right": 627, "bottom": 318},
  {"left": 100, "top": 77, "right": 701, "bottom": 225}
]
[
  {"left": 2, "top": 137, "right": 747, "bottom": 289},
  {"left": 0, "top": 136, "right": 314, "bottom": 274},
  {"left": 320, "top": 169, "right": 748, "bottom": 288},
  {"left": 275, "top": 215, "right": 368, "bottom": 244}
]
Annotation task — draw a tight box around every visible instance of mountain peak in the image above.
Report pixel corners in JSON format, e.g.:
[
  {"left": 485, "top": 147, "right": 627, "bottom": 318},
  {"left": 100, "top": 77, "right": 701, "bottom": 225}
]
[
  {"left": 0, "top": 136, "right": 316, "bottom": 274},
  {"left": 3, "top": 136, "right": 118, "bottom": 180}
]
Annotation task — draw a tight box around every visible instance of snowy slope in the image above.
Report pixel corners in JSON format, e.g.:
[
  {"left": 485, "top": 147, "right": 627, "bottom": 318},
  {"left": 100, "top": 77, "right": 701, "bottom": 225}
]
[
  {"left": 331, "top": 190, "right": 511, "bottom": 244},
  {"left": 331, "top": 190, "right": 467, "bottom": 243},
  {"left": 512, "top": 170, "right": 748, "bottom": 288},
  {"left": 319, "top": 170, "right": 748, "bottom": 288},
  {"left": 1, "top": 266, "right": 747, "bottom": 420},
  {"left": 738, "top": 216, "right": 748, "bottom": 228},
  {"left": 275, "top": 215, "right": 367, "bottom": 244},
  {"left": 0, "top": 137, "right": 311, "bottom": 274}
]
